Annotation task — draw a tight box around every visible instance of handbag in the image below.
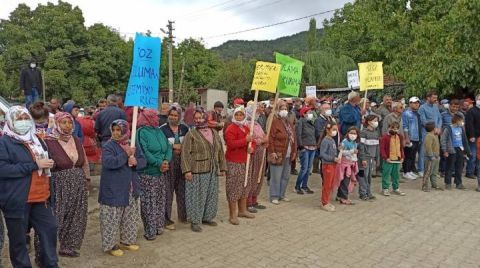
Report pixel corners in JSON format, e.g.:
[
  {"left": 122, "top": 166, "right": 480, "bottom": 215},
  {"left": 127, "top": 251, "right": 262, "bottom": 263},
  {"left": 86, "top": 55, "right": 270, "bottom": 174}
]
[{"left": 267, "top": 152, "right": 283, "bottom": 165}]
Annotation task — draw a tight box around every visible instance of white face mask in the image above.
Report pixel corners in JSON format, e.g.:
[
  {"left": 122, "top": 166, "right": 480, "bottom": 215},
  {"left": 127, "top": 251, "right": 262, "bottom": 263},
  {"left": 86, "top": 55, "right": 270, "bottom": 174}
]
[
  {"left": 348, "top": 134, "right": 357, "bottom": 141},
  {"left": 325, "top": 109, "right": 332, "bottom": 116},
  {"left": 14, "top": 120, "right": 33, "bottom": 135},
  {"left": 331, "top": 130, "right": 338, "bottom": 137},
  {"left": 370, "top": 121, "right": 379, "bottom": 129},
  {"left": 279, "top": 110, "right": 288, "bottom": 118},
  {"left": 443, "top": 104, "right": 449, "bottom": 109},
  {"left": 306, "top": 113, "right": 314, "bottom": 120},
  {"left": 30, "top": 63, "right": 36, "bottom": 68},
  {"left": 476, "top": 100, "right": 480, "bottom": 107}
]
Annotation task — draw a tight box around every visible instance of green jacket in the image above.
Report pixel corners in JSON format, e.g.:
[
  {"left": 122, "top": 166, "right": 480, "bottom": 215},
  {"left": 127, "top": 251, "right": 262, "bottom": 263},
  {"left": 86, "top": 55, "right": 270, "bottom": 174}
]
[{"left": 138, "top": 126, "right": 172, "bottom": 176}]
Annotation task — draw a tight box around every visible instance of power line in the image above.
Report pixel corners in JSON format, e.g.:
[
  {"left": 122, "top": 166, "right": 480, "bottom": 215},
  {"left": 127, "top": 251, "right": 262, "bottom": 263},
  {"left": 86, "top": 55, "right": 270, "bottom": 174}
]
[
  {"left": 204, "top": 8, "right": 338, "bottom": 39},
  {"left": 177, "top": 0, "right": 241, "bottom": 19}
]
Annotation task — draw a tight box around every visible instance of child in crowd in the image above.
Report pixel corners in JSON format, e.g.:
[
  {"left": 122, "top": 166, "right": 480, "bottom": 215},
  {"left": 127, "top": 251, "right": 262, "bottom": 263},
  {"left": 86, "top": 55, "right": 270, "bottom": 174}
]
[
  {"left": 319, "top": 121, "right": 340, "bottom": 212},
  {"left": 358, "top": 115, "right": 379, "bottom": 200},
  {"left": 441, "top": 114, "right": 470, "bottom": 190},
  {"left": 335, "top": 126, "right": 359, "bottom": 205},
  {"left": 380, "top": 121, "right": 406, "bottom": 196},
  {"left": 99, "top": 119, "right": 146, "bottom": 256},
  {"left": 423, "top": 122, "right": 443, "bottom": 191}
]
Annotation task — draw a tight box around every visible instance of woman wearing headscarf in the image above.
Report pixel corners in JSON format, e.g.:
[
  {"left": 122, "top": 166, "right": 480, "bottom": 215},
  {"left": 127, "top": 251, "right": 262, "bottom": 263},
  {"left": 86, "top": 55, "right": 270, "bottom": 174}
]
[
  {"left": 44, "top": 112, "right": 90, "bottom": 257},
  {"left": 268, "top": 100, "right": 297, "bottom": 204},
  {"left": 160, "top": 104, "right": 189, "bottom": 230},
  {"left": 181, "top": 107, "right": 226, "bottom": 232},
  {"left": 99, "top": 119, "right": 146, "bottom": 256},
  {"left": 0, "top": 106, "right": 58, "bottom": 267},
  {"left": 224, "top": 106, "right": 256, "bottom": 225},
  {"left": 245, "top": 104, "right": 269, "bottom": 213},
  {"left": 137, "top": 108, "right": 172, "bottom": 240}
]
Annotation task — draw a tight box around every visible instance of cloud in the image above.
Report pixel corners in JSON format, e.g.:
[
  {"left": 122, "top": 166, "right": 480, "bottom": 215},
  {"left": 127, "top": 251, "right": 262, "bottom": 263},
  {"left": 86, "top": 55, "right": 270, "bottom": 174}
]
[{"left": 0, "top": 0, "right": 352, "bottom": 47}]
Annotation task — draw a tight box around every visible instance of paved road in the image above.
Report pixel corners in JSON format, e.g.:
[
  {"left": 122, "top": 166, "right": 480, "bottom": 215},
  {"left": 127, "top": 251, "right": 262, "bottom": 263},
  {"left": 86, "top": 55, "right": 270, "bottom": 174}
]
[{"left": 3, "top": 172, "right": 480, "bottom": 267}]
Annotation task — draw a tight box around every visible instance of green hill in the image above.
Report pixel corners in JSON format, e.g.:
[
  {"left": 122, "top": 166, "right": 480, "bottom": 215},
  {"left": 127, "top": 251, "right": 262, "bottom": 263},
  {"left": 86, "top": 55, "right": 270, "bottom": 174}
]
[{"left": 211, "top": 29, "right": 323, "bottom": 61}]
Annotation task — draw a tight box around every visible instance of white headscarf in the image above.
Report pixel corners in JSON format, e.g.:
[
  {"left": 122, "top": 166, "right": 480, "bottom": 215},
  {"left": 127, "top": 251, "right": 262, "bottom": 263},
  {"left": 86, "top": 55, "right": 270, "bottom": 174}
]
[
  {"left": 3, "top": 106, "right": 47, "bottom": 158},
  {"left": 232, "top": 106, "right": 247, "bottom": 126}
]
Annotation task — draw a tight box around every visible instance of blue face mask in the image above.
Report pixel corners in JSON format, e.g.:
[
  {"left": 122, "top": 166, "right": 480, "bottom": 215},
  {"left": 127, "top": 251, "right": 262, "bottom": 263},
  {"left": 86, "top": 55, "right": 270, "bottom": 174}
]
[{"left": 14, "top": 120, "right": 32, "bottom": 135}]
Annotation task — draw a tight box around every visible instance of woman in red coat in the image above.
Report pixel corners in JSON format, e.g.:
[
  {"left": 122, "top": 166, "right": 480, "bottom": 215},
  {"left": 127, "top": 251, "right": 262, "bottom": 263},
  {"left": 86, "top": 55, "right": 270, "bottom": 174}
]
[
  {"left": 77, "top": 107, "right": 101, "bottom": 174},
  {"left": 224, "top": 106, "right": 256, "bottom": 225}
]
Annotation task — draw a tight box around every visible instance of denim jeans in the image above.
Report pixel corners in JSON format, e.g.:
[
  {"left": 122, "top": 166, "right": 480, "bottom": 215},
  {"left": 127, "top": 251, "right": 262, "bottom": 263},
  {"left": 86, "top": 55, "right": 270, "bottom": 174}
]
[
  {"left": 466, "top": 141, "right": 477, "bottom": 175},
  {"left": 295, "top": 149, "right": 316, "bottom": 188},
  {"left": 25, "top": 87, "right": 39, "bottom": 108},
  {"left": 269, "top": 157, "right": 291, "bottom": 200}
]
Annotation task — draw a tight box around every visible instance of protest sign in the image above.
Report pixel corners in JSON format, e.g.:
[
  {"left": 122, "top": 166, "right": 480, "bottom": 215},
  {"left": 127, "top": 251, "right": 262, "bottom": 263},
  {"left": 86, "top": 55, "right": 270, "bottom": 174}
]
[
  {"left": 275, "top": 53, "right": 304, "bottom": 97},
  {"left": 306, "top": 86, "right": 316, "bottom": 97},
  {"left": 358, "top": 62, "right": 383, "bottom": 91},
  {"left": 125, "top": 33, "right": 162, "bottom": 109},
  {"left": 347, "top": 70, "right": 360, "bottom": 89},
  {"left": 251, "top": 61, "right": 281, "bottom": 93}
]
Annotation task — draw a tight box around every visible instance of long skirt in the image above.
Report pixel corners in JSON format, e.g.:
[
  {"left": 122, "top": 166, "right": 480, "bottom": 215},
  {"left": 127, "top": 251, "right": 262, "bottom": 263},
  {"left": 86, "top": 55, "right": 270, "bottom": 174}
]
[
  {"left": 185, "top": 170, "right": 218, "bottom": 224},
  {"left": 100, "top": 195, "right": 140, "bottom": 251},
  {"left": 139, "top": 174, "right": 166, "bottom": 239},
  {"left": 52, "top": 167, "right": 88, "bottom": 253},
  {"left": 165, "top": 153, "right": 187, "bottom": 222},
  {"left": 226, "top": 161, "right": 250, "bottom": 202},
  {"left": 247, "top": 145, "right": 266, "bottom": 206}
]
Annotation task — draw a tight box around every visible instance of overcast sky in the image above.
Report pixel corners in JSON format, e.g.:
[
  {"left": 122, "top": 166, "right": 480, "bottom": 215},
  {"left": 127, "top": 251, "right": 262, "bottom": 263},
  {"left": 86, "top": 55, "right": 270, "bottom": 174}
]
[{"left": 1, "top": 0, "right": 353, "bottom": 47}]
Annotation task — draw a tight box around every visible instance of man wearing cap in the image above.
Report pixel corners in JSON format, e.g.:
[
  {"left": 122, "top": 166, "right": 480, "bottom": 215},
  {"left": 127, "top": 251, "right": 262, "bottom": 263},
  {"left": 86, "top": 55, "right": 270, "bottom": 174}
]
[
  {"left": 465, "top": 94, "right": 480, "bottom": 179},
  {"left": 440, "top": 99, "right": 450, "bottom": 113},
  {"left": 339, "top": 91, "right": 361, "bottom": 136},
  {"left": 402, "top": 97, "right": 422, "bottom": 180}
]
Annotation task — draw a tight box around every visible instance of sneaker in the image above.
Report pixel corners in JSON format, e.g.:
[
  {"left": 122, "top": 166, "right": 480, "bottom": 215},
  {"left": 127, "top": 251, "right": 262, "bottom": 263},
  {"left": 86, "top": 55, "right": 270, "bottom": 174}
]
[
  {"left": 119, "top": 243, "right": 140, "bottom": 251},
  {"left": 382, "top": 189, "right": 390, "bottom": 196},
  {"left": 109, "top": 246, "right": 124, "bottom": 257},
  {"left": 408, "top": 172, "right": 419, "bottom": 180},
  {"left": 417, "top": 171, "right": 424, "bottom": 177},
  {"left": 445, "top": 184, "right": 452, "bottom": 190},
  {"left": 456, "top": 184, "right": 466, "bottom": 190},
  {"left": 247, "top": 206, "right": 258, "bottom": 213},
  {"left": 392, "top": 189, "right": 406, "bottom": 196},
  {"left": 302, "top": 187, "right": 314, "bottom": 194},
  {"left": 271, "top": 199, "right": 280, "bottom": 205},
  {"left": 295, "top": 187, "right": 304, "bottom": 195},
  {"left": 253, "top": 203, "right": 267, "bottom": 209},
  {"left": 280, "top": 197, "right": 291, "bottom": 202},
  {"left": 191, "top": 223, "right": 202, "bottom": 232},
  {"left": 321, "top": 204, "right": 335, "bottom": 212}
]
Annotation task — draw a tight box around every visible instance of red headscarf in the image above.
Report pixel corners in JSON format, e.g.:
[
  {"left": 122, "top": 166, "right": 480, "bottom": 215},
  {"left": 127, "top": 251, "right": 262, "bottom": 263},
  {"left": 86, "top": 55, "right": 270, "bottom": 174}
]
[{"left": 137, "top": 108, "right": 160, "bottom": 128}]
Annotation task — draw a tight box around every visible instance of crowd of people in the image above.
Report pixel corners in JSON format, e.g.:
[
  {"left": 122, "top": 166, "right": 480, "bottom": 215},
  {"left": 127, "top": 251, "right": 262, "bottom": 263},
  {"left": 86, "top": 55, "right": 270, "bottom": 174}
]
[{"left": 0, "top": 90, "right": 480, "bottom": 267}]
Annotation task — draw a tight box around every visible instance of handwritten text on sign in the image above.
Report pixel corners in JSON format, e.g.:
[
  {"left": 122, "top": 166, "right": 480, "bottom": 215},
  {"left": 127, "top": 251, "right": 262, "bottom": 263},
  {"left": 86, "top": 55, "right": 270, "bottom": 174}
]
[
  {"left": 358, "top": 62, "right": 384, "bottom": 91},
  {"left": 251, "top": 61, "right": 281, "bottom": 93},
  {"left": 125, "top": 33, "right": 162, "bottom": 109},
  {"left": 276, "top": 52, "right": 304, "bottom": 97}
]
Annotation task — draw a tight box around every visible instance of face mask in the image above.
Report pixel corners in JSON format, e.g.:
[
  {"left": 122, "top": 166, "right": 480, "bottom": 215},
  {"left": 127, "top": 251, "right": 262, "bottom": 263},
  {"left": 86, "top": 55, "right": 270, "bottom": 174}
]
[
  {"left": 325, "top": 109, "right": 332, "bottom": 116},
  {"left": 370, "top": 121, "right": 379, "bottom": 129},
  {"left": 14, "top": 120, "right": 32, "bottom": 135},
  {"left": 331, "top": 130, "right": 338, "bottom": 137},
  {"left": 306, "top": 113, "right": 314, "bottom": 120},
  {"left": 279, "top": 110, "right": 288, "bottom": 118},
  {"left": 30, "top": 63, "right": 36, "bottom": 68},
  {"left": 476, "top": 100, "right": 480, "bottom": 107},
  {"left": 443, "top": 104, "right": 449, "bottom": 109},
  {"left": 389, "top": 129, "right": 398, "bottom": 135},
  {"left": 348, "top": 134, "right": 357, "bottom": 141}
]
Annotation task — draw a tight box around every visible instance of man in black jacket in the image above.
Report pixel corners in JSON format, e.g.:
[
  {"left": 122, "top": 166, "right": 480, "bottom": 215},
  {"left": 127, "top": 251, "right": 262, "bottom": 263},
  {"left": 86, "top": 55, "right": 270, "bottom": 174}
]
[
  {"left": 20, "top": 58, "right": 43, "bottom": 108},
  {"left": 94, "top": 94, "right": 127, "bottom": 145},
  {"left": 465, "top": 94, "right": 480, "bottom": 178}
]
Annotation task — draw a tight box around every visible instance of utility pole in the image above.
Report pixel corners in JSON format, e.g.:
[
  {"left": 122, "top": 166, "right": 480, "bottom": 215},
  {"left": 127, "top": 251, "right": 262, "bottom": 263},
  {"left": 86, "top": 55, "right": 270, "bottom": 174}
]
[
  {"left": 166, "top": 20, "right": 175, "bottom": 103},
  {"left": 178, "top": 57, "right": 185, "bottom": 93}
]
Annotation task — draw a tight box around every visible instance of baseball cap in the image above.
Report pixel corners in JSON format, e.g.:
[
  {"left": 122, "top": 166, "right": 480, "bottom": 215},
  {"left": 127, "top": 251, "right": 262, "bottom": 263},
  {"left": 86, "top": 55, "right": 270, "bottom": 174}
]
[
  {"left": 233, "top": 98, "right": 244, "bottom": 105},
  {"left": 440, "top": 99, "right": 449, "bottom": 105},
  {"left": 409, "top": 96, "right": 420, "bottom": 103}
]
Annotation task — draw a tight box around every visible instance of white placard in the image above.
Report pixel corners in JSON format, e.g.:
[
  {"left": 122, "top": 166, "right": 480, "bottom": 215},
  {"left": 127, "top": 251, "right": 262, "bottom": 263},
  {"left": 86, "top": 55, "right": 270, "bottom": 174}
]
[
  {"left": 347, "top": 70, "right": 360, "bottom": 89},
  {"left": 306, "top": 86, "right": 317, "bottom": 97}
]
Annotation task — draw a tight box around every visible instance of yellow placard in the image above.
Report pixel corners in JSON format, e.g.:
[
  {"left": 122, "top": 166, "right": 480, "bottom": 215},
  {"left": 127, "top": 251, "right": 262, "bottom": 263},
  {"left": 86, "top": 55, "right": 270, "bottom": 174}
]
[
  {"left": 358, "top": 62, "right": 384, "bottom": 91},
  {"left": 251, "top": 61, "right": 281, "bottom": 93}
]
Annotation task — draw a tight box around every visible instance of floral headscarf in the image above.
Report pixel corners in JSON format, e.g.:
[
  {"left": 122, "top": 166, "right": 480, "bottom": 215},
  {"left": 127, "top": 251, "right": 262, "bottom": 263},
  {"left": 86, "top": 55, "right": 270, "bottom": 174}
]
[
  {"left": 110, "top": 119, "right": 131, "bottom": 149},
  {"left": 137, "top": 108, "right": 160, "bottom": 128},
  {"left": 193, "top": 107, "right": 208, "bottom": 129},
  {"left": 50, "top": 112, "right": 74, "bottom": 142},
  {"left": 232, "top": 106, "right": 247, "bottom": 126},
  {"left": 3, "top": 106, "right": 47, "bottom": 159}
]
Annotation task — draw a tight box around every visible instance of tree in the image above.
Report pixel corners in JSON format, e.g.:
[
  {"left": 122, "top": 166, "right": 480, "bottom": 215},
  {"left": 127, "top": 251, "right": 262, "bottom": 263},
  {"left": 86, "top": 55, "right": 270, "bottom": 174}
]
[{"left": 307, "top": 18, "right": 318, "bottom": 52}]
